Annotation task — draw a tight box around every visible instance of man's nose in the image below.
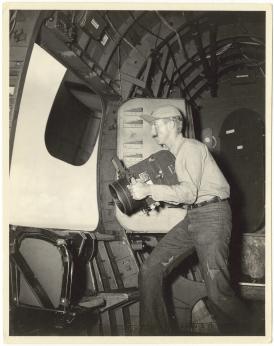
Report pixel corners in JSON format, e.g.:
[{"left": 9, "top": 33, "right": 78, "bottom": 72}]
[{"left": 151, "top": 124, "right": 157, "bottom": 137}]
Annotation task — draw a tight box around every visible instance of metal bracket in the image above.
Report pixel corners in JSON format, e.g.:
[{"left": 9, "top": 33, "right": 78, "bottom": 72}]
[{"left": 98, "top": 289, "right": 139, "bottom": 312}]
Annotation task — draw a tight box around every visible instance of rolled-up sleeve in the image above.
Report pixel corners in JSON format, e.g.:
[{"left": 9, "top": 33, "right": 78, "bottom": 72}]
[{"left": 149, "top": 143, "right": 206, "bottom": 204}]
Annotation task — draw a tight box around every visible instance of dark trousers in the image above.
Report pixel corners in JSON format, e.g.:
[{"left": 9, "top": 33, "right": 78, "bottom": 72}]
[{"left": 139, "top": 200, "right": 250, "bottom": 335}]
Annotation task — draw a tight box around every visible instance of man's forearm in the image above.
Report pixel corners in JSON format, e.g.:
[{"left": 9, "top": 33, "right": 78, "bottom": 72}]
[{"left": 149, "top": 183, "right": 197, "bottom": 204}]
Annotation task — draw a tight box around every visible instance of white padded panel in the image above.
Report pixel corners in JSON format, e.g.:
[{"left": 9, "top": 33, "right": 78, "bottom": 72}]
[{"left": 9, "top": 44, "right": 99, "bottom": 231}]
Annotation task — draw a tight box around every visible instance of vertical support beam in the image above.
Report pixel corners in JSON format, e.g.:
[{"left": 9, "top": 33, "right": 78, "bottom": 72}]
[
  {"left": 143, "top": 56, "right": 153, "bottom": 83},
  {"left": 186, "top": 13, "right": 217, "bottom": 97},
  {"left": 162, "top": 61, "right": 175, "bottom": 98},
  {"left": 9, "top": 11, "right": 49, "bottom": 169},
  {"left": 152, "top": 48, "right": 170, "bottom": 97}
]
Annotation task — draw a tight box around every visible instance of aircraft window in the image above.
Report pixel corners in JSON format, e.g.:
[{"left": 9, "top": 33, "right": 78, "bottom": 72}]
[{"left": 45, "top": 74, "right": 101, "bottom": 166}]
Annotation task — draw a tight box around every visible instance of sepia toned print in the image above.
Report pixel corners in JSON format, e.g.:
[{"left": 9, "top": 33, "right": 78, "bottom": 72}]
[{"left": 5, "top": 3, "right": 272, "bottom": 343}]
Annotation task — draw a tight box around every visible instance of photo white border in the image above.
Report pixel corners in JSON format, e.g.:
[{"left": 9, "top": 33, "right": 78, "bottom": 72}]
[{"left": 2, "top": 2, "right": 272, "bottom": 344}]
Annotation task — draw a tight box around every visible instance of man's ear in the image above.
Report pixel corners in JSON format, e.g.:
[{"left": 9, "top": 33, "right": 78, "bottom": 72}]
[{"left": 168, "top": 119, "right": 175, "bottom": 130}]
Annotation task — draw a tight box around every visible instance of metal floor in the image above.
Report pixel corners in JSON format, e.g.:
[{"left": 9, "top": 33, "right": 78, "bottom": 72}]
[{"left": 10, "top": 299, "right": 265, "bottom": 337}]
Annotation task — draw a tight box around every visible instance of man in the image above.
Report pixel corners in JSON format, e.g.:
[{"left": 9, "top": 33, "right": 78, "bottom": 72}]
[{"left": 129, "top": 105, "right": 251, "bottom": 336}]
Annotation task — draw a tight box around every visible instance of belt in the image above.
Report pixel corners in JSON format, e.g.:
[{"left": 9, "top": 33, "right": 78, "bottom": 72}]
[{"left": 181, "top": 196, "right": 229, "bottom": 210}]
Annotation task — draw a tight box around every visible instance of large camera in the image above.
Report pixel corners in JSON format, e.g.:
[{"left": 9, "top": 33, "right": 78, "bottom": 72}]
[{"left": 109, "top": 150, "right": 178, "bottom": 216}]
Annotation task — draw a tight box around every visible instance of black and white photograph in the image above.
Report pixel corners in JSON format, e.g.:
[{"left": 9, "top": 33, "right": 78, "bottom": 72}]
[{"left": 4, "top": 3, "right": 272, "bottom": 342}]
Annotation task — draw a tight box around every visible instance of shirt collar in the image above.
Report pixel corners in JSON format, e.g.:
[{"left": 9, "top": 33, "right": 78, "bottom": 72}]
[{"left": 170, "top": 135, "right": 185, "bottom": 156}]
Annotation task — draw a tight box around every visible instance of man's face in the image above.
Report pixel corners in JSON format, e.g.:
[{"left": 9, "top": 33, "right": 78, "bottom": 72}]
[{"left": 151, "top": 118, "right": 170, "bottom": 145}]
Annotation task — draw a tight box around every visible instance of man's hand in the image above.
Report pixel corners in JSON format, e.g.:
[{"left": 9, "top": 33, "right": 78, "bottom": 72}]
[{"left": 128, "top": 180, "right": 151, "bottom": 200}]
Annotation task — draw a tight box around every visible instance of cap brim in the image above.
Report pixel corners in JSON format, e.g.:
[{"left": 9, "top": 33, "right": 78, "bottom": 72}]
[{"left": 139, "top": 113, "right": 155, "bottom": 123}]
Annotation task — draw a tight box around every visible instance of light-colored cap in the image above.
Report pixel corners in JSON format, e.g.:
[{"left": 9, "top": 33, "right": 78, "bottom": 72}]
[{"left": 140, "top": 105, "right": 182, "bottom": 123}]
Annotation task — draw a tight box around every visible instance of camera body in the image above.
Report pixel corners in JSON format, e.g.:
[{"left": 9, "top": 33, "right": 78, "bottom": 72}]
[{"left": 109, "top": 150, "right": 178, "bottom": 216}]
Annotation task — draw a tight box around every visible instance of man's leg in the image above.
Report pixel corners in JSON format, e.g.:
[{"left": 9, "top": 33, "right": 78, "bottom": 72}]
[
  {"left": 189, "top": 200, "right": 251, "bottom": 335},
  {"left": 139, "top": 216, "right": 194, "bottom": 336}
]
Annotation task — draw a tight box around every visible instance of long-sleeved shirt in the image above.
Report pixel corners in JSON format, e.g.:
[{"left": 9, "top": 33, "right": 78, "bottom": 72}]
[{"left": 149, "top": 135, "right": 230, "bottom": 205}]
